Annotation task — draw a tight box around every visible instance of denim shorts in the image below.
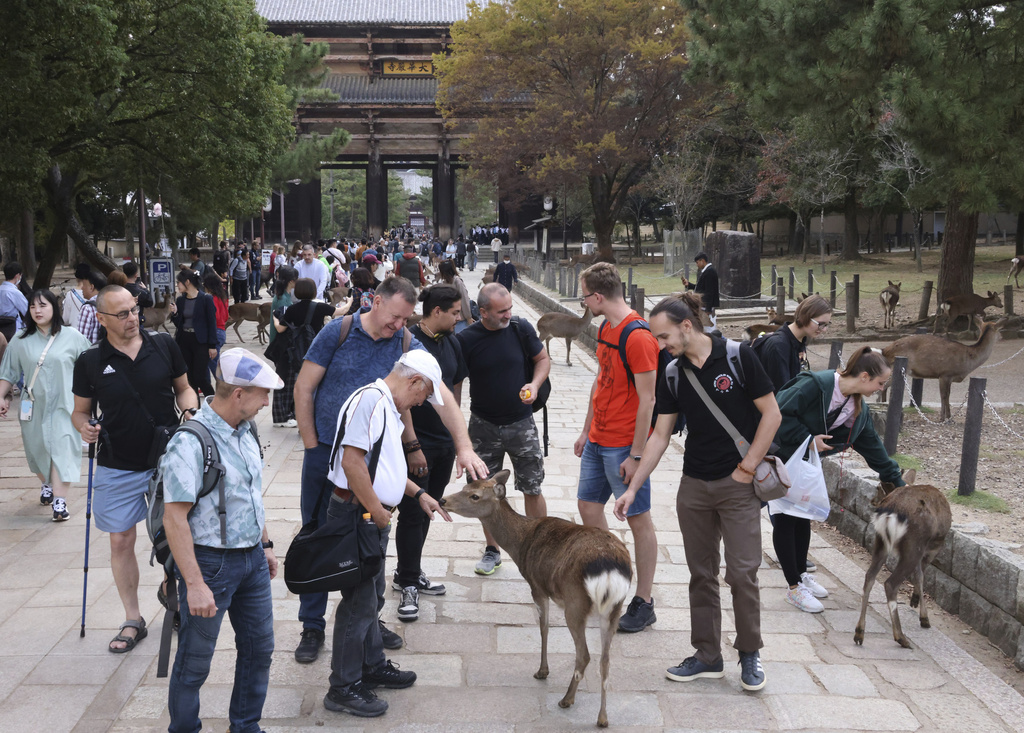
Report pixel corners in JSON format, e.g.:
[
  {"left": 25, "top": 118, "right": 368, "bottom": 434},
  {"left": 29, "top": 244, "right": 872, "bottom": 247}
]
[
  {"left": 577, "top": 441, "right": 651, "bottom": 517},
  {"left": 92, "top": 466, "right": 151, "bottom": 533}
]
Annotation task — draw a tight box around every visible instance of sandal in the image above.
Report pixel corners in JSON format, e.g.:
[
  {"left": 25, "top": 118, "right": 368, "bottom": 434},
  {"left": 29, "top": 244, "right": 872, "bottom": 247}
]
[{"left": 109, "top": 617, "right": 147, "bottom": 654}]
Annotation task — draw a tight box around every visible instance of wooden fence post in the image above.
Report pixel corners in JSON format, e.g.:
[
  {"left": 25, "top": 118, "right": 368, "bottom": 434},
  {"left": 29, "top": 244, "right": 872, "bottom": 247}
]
[
  {"left": 807, "top": 269, "right": 814, "bottom": 296},
  {"left": 883, "top": 356, "right": 908, "bottom": 456},
  {"left": 828, "top": 341, "right": 843, "bottom": 370},
  {"left": 771, "top": 265, "right": 777, "bottom": 295},
  {"left": 830, "top": 271, "right": 837, "bottom": 309},
  {"left": 957, "top": 377, "right": 987, "bottom": 496},
  {"left": 636, "top": 287, "right": 646, "bottom": 318},
  {"left": 910, "top": 327, "right": 927, "bottom": 407},
  {"left": 788, "top": 266, "right": 795, "bottom": 300},
  {"left": 845, "top": 284, "right": 856, "bottom": 334},
  {"left": 919, "top": 280, "right": 933, "bottom": 321},
  {"left": 776, "top": 278, "right": 786, "bottom": 317}
]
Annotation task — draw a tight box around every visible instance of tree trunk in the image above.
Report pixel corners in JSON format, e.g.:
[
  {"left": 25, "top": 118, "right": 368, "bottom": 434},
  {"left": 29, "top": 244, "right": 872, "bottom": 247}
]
[
  {"left": 1016, "top": 211, "right": 1023, "bottom": 257},
  {"left": 840, "top": 188, "right": 861, "bottom": 260},
  {"left": 19, "top": 208, "right": 38, "bottom": 279},
  {"left": 937, "top": 193, "right": 978, "bottom": 303},
  {"left": 589, "top": 175, "right": 616, "bottom": 262}
]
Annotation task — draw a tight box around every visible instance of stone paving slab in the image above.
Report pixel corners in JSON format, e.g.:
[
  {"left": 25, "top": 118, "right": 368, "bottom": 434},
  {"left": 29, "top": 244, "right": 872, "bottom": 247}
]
[{"left": 0, "top": 265, "right": 1020, "bottom": 732}]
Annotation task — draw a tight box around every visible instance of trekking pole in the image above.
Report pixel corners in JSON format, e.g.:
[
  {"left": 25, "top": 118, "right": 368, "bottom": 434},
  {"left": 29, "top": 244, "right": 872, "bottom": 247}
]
[
  {"left": 542, "top": 405, "right": 549, "bottom": 457},
  {"left": 80, "top": 416, "right": 98, "bottom": 637}
]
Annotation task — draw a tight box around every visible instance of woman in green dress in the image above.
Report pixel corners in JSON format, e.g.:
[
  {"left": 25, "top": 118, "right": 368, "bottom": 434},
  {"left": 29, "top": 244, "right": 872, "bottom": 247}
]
[{"left": 0, "top": 290, "right": 91, "bottom": 521}]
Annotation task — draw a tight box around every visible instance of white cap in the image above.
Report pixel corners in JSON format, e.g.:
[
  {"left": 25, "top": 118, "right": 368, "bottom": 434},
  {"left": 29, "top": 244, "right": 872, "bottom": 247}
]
[
  {"left": 216, "top": 348, "right": 284, "bottom": 390},
  {"left": 398, "top": 350, "right": 444, "bottom": 405}
]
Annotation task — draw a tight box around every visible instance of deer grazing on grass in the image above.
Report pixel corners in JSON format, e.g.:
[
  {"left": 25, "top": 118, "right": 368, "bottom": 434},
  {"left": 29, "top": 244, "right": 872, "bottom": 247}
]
[
  {"left": 854, "top": 470, "right": 951, "bottom": 649},
  {"left": 143, "top": 291, "right": 173, "bottom": 333},
  {"left": 442, "top": 470, "right": 631, "bottom": 728},
  {"left": 880, "top": 281, "right": 901, "bottom": 329},
  {"left": 537, "top": 305, "right": 594, "bottom": 366},
  {"left": 1008, "top": 257, "right": 1023, "bottom": 288},
  {"left": 225, "top": 301, "right": 271, "bottom": 344},
  {"left": 882, "top": 316, "right": 1004, "bottom": 421},
  {"left": 933, "top": 291, "right": 1002, "bottom": 334}
]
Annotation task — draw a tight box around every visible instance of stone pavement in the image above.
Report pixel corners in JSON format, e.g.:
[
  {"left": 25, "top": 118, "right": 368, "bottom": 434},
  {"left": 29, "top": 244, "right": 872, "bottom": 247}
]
[{"left": 0, "top": 266, "right": 1022, "bottom": 732}]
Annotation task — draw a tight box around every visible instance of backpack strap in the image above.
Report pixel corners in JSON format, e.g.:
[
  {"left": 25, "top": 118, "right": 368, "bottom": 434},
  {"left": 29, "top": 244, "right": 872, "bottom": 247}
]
[
  {"left": 328, "top": 386, "right": 388, "bottom": 483},
  {"left": 725, "top": 339, "right": 746, "bottom": 390},
  {"left": 682, "top": 367, "right": 750, "bottom": 458}
]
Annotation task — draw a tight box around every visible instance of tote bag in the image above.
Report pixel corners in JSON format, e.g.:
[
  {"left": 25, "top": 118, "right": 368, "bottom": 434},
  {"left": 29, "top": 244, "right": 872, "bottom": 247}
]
[{"left": 768, "top": 436, "right": 831, "bottom": 521}]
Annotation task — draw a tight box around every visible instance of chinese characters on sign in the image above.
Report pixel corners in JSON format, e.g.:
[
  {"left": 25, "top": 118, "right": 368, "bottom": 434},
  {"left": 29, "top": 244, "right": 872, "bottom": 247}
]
[{"left": 382, "top": 61, "right": 434, "bottom": 76}]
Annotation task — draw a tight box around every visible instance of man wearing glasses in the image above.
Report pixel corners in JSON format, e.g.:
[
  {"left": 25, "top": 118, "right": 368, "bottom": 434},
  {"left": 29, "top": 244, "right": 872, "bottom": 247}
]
[{"left": 72, "top": 285, "right": 198, "bottom": 654}]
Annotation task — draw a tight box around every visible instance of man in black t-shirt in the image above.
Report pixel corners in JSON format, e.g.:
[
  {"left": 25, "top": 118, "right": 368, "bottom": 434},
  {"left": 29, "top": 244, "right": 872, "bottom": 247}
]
[
  {"left": 614, "top": 292, "right": 781, "bottom": 693},
  {"left": 456, "top": 283, "right": 551, "bottom": 575},
  {"left": 72, "top": 285, "right": 197, "bottom": 653}
]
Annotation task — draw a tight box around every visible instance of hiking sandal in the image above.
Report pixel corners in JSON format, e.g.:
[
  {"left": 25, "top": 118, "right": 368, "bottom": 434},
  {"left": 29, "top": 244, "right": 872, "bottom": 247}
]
[{"left": 109, "top": 617, "right": 147, "bottom": 654}]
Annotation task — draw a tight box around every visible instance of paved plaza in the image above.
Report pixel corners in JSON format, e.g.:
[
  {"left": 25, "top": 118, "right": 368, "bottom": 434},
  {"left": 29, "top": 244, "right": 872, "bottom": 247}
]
[{"left": 1, "top": 266, "right": 1023, "bottom": 732}]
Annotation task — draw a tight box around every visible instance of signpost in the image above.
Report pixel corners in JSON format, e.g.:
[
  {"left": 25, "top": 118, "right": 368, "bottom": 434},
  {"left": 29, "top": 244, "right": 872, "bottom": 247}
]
[{"left": 149, "top": 258, "right": 174, "bottom": 301}]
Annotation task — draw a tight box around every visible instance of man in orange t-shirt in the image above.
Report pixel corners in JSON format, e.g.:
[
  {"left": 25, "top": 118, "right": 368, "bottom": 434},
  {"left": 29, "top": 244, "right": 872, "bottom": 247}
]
[{"left": 573, "top": 262, "right": 661, "bottom": 633}]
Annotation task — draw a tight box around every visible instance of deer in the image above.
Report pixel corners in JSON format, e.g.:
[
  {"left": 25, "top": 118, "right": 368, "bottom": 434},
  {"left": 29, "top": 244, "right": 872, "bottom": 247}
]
[
  {"left": 1008, "top": 257, "right": 1023, "bottom": 288},
  {"left": 225, "top": 301, "right": 271, "bottom": 344},
  {"left": 879, "top": 281, "right": 901, "bottom": 329},
  {"left": 933, "top": 290, "right": 1002, "bottom": 334},
  {"left": 327, "top": 285, "right": 350, "bottom": 307},
  {"left": 143, "top": 291, "right": 173, "bottom": 333},
  {"left": 854, "top": 470, "right": 952, "bottom": 649},
  {"left": 441, "top": 470, "right": 631, "bottom": 728},
  {"left": 743, "top": 307, "right": 787, "bottom": 341},
  {"left": 537, "top": 305, "right": 594, "bottom": 366},
  {"left": 882, "top": 316, "right": 1005, "bottom": 421}
]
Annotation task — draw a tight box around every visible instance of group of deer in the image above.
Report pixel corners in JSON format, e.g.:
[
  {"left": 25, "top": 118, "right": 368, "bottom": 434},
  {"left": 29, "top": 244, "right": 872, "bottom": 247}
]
[{"left": 878, "top": 280, "right": 1004, "bottom": 334}]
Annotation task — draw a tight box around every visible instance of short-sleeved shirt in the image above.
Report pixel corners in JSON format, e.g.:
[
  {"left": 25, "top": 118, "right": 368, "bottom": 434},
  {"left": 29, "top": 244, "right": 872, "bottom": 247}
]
[
  {"left": 327, "top": 380, "right": 406, "bottom": 507},
  {"left": 73, "top": 331, "right": 188, "bottom": 471},
  {"left": 655, "top": 337, "right": 774, "bottom": 481},
  {"left": 160, "top": 401, "right": 264, "bottom": 548},
  {"left": 283, "top": 300, "right": 335, "bottom": 334},
  {"left": 591, "top": 312, "right": 660, "bottom": 447},
  {"left": 303, "top": 313, "right": 424, "bottom": 444},
  {"left": 458, "top": 319, "right": 542, "bottom": 426},
  {"left": 410, "top": 324, "right": 468, "bottom": 448}
]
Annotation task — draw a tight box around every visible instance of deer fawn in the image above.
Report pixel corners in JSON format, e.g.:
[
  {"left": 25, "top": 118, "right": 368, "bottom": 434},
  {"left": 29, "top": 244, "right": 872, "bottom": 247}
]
[
  {"left": 934, "top": 290, "right": 1002, "bottom": 334},
  {"left": 854, "top": 470, "right": 951, "bottom": 649},
  {"left": 879, "top": 281, "right": 901, "bottom": 329},
  {"left": 536, "top": 305, "right": 594, "bottom": 366},
  {"left": 442, "top": 470, "right": 631, "bottom": 728}
]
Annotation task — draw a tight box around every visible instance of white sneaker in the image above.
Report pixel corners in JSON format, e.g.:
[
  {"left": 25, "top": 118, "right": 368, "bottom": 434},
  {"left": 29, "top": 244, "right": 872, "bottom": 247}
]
[
  {"left": 786, "top": 584, "right": 824, "bottom": 613},
  {"left": 800, "top": 572, "right": 828, "bottom": 598}
]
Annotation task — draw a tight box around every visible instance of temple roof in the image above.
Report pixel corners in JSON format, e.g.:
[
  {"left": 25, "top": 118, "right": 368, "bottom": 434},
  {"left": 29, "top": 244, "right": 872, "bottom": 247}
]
[
  {"left": 321, "top": 75, "right": 439, "bottom": 105},
  {"left": 256, "top": 0, "right": 492, "bottom": 25}
]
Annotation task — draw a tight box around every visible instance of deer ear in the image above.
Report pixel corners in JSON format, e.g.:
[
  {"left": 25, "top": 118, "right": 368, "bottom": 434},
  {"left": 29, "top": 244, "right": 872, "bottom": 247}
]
[
  {"left": 492, "top": 469, "right": 511, "bottom": 497},
  {"left": 902, "top": 469, "right": 916, "bottom": 485}
]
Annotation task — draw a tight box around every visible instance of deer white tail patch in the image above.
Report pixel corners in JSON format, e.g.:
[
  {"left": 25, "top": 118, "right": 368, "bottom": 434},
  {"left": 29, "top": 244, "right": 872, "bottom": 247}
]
[
  {"left": 873, "top": 511, "right": 908, "bottom": 556},
  {"left": 584, "top": 570, "right": 630, "bottom": 616}
]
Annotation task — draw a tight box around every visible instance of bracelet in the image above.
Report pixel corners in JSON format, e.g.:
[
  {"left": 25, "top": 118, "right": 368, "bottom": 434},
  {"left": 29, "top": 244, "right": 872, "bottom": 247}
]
[
  {"left": 414, "top": 488, "right": 427, "bottom": 501},
  {"left": 403, "top": 441, "right": 422, "bottom": 454},
  {"left": 261, "top": 540, "right": 274, "bottom": 549},
  {"left": 736, "top": 462, "right": 755, "bottom": 476}
]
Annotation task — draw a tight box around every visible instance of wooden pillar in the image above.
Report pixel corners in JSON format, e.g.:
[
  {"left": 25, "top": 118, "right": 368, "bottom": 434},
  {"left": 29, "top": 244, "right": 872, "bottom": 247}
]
[
  {"left": 366, "top": 143, "right": 387, "bottom": 240},
  {"left": 435, "top": 142, "right": 455, "bottom": 242}
]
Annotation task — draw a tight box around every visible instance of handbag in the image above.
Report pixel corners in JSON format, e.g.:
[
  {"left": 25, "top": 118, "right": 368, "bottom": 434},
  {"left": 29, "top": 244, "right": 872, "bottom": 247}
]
[
  {"left": 769, "top": 436, "right": 831, "bottom": 521},
  {"left": 682, "top": 369, "right": 791, "bottom": 501},
  {"left": 510, "top": 316, "right": 551, "bottom": 412}
]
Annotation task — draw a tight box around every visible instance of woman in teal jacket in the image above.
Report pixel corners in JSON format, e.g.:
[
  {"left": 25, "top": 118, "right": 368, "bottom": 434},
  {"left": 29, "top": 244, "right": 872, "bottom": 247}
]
[{"left": 774, "top": 346, "right": 904, "bottom": 613}]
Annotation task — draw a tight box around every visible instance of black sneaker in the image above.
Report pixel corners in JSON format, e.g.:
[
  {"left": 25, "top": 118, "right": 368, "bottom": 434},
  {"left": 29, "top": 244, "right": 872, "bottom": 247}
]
[
  {"left": 40, "top": 484, "right": 53, "bottom": 506},
  {"left": 363, "top": 660, "right": 416, "bottom": 689},
  {"left": 51, "top": 497, "right": 70, "bottom": 522},
  {"left": 805, "top": 558, "right": 817, "bottom": 573},
  {"left": 738, "top": 651, "right": 766, "bottom": 691},
  {"left": 379, "top": 620, "right": 403, "bottom": 650},
  {"left": 392, "top": 570, "right": 446, "bottom": 596},
  {"left": 617, "top": 595, "right": 656, "bottom": 633},
  {"left": 323, "top": 683, "right": 387, "bottom": 717},
  {"left": 294, "top": 628, "right": 325, "bottom": 664}
]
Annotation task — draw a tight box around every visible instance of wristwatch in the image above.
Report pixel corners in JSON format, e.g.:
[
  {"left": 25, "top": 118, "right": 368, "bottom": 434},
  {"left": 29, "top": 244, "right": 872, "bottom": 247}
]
[
  {"left": 632, "top": 455, "right": 642, "bottom": 462},
  {"left": 261, "top": 540, "right": 274, "bottom": 549}
]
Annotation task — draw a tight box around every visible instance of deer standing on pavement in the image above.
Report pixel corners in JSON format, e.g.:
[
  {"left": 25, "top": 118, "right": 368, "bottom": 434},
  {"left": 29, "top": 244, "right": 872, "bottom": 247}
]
[
  {"left": 441, "top": 470, "right": 631, "bottom": 728},
  {"left": 882, "top": 316, "right": 1004, "bottom": 421},
  {"left": 1008, "top": 257, "right": 1023, "bottom": 288},
  {"left": 225, "top": 301, "right": 271, "bottom": 344},
  {"left": 537, "top": 305, "right": 594, "bottom": 366},
  {"left": 879, "top": 281, "right": 901, "bottom": 329},
  {"left": 854, "top": 470, "right": 952, "bottom": 649},
  {"left": 933, "top": 290, "right": 1002, "bottom": 334},
  {"left": 143, "top": 291, "right": 173, "bottom": 333}
]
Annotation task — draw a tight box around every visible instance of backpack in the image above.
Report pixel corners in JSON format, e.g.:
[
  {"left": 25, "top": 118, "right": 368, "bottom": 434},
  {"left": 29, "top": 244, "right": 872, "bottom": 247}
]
[{"left": 284, "top": 302, "right": 318, "bottom": 371}]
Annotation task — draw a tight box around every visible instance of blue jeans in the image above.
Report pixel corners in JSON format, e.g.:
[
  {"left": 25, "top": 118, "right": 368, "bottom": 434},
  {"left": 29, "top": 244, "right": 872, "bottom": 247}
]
[
  {"left": 467, "top": 251, "right": 478, "bottom": 270},
  {"left": 298, "top": 442, "right": 334, "bottom": 632},
  {"left": 577, "top": 440, "right": 651, "bottom": 516},
  {"left": 328, "top": 498, "right": 391, "bottom": 690},
  {"left": 250, "top": 267, "right": 261, "bottom": 296},
  {"left": 169, "top": 545, "right": 274, "bottom": 733}
]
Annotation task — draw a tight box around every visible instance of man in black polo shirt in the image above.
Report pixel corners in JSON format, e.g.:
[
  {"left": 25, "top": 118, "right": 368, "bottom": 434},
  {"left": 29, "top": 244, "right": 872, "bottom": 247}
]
[
  {"left": 72, "top": 285, "right": 197, "bottom": 653},
  {"left": 614, "top": 291, "right": 781, "bottom": 693},
  {"left": 457, "top": 282, "right": 550, "bottom": 575}
]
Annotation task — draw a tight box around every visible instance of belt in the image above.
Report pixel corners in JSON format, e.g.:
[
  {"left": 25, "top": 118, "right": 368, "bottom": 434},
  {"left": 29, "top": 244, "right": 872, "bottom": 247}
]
[
  {"left": 194, "top": 544, "right": 261, "bottom": 553},
  {"left": 332, "top": 485, "right": 395, "bottom": 512},
  {"left": 183, "top": 327, "right": 195, "bottom": 333}
]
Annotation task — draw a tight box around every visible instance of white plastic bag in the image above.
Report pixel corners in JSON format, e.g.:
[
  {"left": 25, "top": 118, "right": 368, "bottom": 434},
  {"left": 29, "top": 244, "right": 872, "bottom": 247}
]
[{"left": 768, "top": 435, "right": 831, "bottom": 521}]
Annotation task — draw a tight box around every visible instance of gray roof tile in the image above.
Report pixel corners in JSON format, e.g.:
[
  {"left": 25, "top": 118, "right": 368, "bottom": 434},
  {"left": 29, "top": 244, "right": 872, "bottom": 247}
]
[
  {"left": 321, "top": 75, "right": 439, "bottom": 105},
  {"left": 257, "top": 0, "right": 493, "bottom": 25}
]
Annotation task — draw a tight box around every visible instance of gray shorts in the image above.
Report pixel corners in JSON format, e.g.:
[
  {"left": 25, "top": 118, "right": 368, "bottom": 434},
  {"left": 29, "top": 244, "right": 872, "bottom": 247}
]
[
  {"left": 468, "top": 414, "right": 544, "bottom": 495},
  {"left": 93, "top": 466, "right": 151, "bottom": 534}
]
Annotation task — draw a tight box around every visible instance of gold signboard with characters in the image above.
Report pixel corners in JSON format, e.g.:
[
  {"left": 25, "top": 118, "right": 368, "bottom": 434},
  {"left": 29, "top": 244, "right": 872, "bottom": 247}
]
[{"left": 382, "top": 61, "right": 434, "bottom": 76}]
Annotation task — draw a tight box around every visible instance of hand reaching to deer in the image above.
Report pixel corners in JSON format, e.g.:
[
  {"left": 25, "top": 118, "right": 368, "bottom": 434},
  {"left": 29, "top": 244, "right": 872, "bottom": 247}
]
[{"left": 613, "top": 489, "right": 636, "bottom": 521}]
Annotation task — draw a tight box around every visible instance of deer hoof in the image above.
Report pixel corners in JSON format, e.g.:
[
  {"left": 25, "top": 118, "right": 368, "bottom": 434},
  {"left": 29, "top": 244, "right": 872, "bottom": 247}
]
[
  {"left": 597, "top": 714, "right": 609, "bottom": 728},
  {"left": 853, "top": 629, "right": 864, "bottom": 646},
  {"left": 534, "top": 669, "right": 549, "bottom": 680},
  {"left": 920, "top": 617, "right": 931, "bottom": 629},
  {"left": 558, "top": 696, "right": 574, "bottom": 709},
  {"left": 896, "top": 636, "right": 912, "bottom": 649},
  {"left": 910, "top": 592, "right": 920, "bottom": 608}
]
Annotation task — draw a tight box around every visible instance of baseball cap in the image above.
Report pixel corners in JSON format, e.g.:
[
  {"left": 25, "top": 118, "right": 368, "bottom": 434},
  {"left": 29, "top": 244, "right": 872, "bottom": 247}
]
[
  {"left": 362, "top": 254, "right": 380, "bottom": 266},
  {"left": 217, "top": 348, "right": 284, "bottom": 390},
  {"left": 398, "top": 351, "right": 444, "bottom": 405}
]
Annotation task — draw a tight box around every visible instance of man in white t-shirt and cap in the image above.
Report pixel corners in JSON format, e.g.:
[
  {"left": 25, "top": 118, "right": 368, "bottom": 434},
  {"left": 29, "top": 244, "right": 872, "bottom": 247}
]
[{"left": 321, "top": 350, "right": 453, "bottom": 718}]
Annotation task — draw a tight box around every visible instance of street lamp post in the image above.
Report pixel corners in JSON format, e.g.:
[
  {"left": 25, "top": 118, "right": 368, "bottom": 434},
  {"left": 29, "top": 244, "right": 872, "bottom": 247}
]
[{"left": 543, "top": 196, "right": 553, "bottom": 260}]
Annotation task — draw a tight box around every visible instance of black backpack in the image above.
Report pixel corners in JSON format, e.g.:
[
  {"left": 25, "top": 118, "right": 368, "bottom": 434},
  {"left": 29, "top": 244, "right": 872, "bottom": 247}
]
[{"left": 285, "top": 302, "right": 319, "bottom": 370}]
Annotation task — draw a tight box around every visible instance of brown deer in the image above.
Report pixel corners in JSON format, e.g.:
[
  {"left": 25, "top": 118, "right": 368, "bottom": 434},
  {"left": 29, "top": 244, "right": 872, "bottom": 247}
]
[
  {"left": 743, "top": 307, "right": 787, "bottom": 341},
  {"left": 537, "top": 305, "right": 594, "bottom": 366},
  {"left": 882, "top": 316, "right": 1004, "bottom": 421},
  {"left": 1008, "top": 257, "right": 1023, "bottom": 288},
  {"left": 933, "top": 290, "right": 1002, "bottom": 334},
  {"left": 854, "top": 470, "right": 951, "bottom": 649},
  {"left": 441, "top": 470, "right": 631, "bottom": 728},
  {"left": 225, "top": 302, "right": 271, "bottom": 344},
  {"left": 143, "top": 291, "right": 173, "bottom": 333},
  {"left": 879, "top": 281, "right": 901, "bottom": 329}
]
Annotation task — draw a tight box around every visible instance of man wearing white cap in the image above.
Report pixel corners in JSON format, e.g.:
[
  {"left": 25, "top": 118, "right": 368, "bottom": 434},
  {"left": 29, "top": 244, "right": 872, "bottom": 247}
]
[
  {"left": 322, "top": 351, "right": 452, "bottom": 718},
  {"left": 160, "top": 348, "right": 281, "bottom": 733}
]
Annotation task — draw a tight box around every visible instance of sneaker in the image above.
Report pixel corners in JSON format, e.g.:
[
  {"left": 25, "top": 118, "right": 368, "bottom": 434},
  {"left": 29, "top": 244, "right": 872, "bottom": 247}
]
[
  {"left": 666, "top": 656, "right": 725, "bottom": 682},
  {"left": 785, "top": 584, "right": 824, "bottom": 614},
  {"left": 739, "top": 650, "right": 766, "bottom": 691},
  {"left": 397, "top": 586, "right": 419, "bottom": 622},
  {"left": 617, "top": 595, "right": 656, "bottom": 633},
  {"left": 323, "top": 683, "right": 388, "bottom": 717},
  {"left": 475, "top": 547, "right": 502, "bottom": 575},
  {"left": 392, "top": 571, "right": 446, "bottom": 596},
  {"left": 51, "top": 497, "right": 69, "bottom": 522},
  {"left": 805, "top": 558, "right": 817, "bottom": 573},
  {"left": 285, "top": 418, "right": 297, "bottom": 428},
  {"left": 800, "top": 573, "right": 828, "bottom": 599},
  {"left": 294, "top": 628, "right": 325, "bottom": 664},
  {"left": 363, "top": 659, "right": 416, "bottom": 689},
  {"left": 40, "top": 484, "right": 53, "bottom": 505},
  {"left": 379, "top": 620, "right": 403, "bottom": 650}
]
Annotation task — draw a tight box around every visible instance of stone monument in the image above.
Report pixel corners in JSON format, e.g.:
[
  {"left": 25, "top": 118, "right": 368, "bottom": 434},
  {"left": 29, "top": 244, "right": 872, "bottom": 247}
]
[{"left": 704, "top": 230, "right": 764, "bottom": 307}]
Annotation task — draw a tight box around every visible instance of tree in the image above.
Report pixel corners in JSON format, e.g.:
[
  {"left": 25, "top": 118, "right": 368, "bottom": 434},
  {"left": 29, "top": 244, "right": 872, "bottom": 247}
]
[{"left": 436, "top": 0, "right": 701, "bottom": 262}]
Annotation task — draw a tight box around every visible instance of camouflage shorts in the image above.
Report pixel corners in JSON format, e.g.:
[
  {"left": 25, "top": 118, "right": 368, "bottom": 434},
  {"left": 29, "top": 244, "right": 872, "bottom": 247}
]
[{"left": 468, "top": 414, "right": 545, "bottom": 495}]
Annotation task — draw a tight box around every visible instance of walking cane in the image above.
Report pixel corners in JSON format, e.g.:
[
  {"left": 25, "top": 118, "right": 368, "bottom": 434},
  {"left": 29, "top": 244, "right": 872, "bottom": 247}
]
[{"left": 80, "top": 416, "right": 98, "bottom": 637}]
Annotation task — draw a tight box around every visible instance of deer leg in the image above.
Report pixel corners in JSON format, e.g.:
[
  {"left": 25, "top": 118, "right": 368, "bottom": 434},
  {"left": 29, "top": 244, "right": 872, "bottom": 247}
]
[
  {"left": 884, "top": 550, "right": 921, "bottom": 649},
  {"left": 534, "top": 594, "right": 550, "bottom": 680},
  {"left": 232, "top": 320, "right": 245, "bottom": 343},
  {"left": 938, "top": 377, "right": 952, "bottom": 422},
  {"left": 854, "top": 538, "right": 887, "bottom": 645},
  {"left": 559, "top": 600, "right": 591, "bottom": 711},
  {"left": 595, "top": 600, "right": 622, "bottom": 728},
  {"left": 564, "top": 337, "right": 572, "bottom": 366}
]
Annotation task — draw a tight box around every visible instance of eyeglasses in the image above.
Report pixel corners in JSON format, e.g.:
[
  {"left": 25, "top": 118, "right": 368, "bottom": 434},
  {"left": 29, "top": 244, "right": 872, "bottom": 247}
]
[
  {"left": 810, "top": 317, "right": 830, "bottom": 330},
  {"left": 579, "top": 292, "right": 598, "bottom": 304},
  {"left": 97, "top": 305, "right": 141, "bottom": 321}
]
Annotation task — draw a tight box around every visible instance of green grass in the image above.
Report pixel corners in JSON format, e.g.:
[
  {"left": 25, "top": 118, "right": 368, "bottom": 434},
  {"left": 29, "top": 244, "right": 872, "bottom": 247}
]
[
  {"left": 946, "top": 489, "right": 1011, "bottom": 513},
  {"left": 1013, "top": 450, "right": 1024, "bottom": 460},
  {"left": 904, "top": 405, "right": 936, "bottom": 415},
  {"left": 892, "top": 453, "right": 923, "bottom": 471}
]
